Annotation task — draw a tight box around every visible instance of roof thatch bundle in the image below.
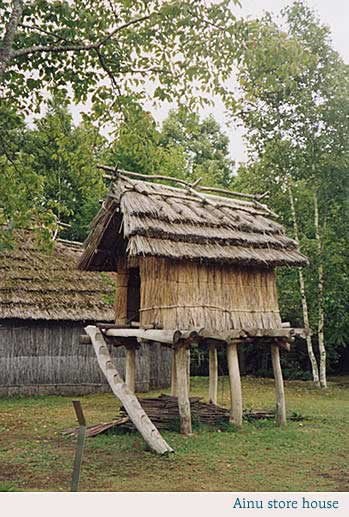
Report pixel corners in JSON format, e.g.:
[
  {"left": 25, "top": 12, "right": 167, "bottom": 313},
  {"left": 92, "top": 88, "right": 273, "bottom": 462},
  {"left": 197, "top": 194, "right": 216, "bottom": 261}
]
[
  {"left": 79, "top": 174, "right": 308, "bottom": 271},
  {"left": 0, "top": 230, "right": 116, "bottom": 321}
]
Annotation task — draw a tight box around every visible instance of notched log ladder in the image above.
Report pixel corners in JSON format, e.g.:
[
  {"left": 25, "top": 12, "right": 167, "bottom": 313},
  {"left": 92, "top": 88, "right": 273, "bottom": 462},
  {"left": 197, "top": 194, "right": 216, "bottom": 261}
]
[{"left": 84, "top": 325, "right": 173, "bottom": 455}]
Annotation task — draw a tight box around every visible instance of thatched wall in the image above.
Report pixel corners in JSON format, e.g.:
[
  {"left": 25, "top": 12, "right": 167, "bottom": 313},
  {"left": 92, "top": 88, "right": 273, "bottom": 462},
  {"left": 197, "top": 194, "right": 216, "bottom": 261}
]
[
  {"left": 0, "top": 320, "right": 171, "bottom": 397},
  {"left": 140, "top": 257, "right": 282, "bottom": 331}
]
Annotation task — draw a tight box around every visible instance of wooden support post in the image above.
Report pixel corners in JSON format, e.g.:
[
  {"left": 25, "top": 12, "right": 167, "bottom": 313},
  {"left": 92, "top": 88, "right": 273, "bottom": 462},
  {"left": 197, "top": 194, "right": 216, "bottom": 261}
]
[
  {"left": 175, "top": 344, "right": 192, "bottom": 435},
  {"left": 187, "top": 348, "right": 191, "bottom": 392},
  {"left": 171, "top": 348, "right": 177, "bottom": 396},
  {"left": 227, "top": 342, "right": 243, "bottom": 427},
  {"left": 85, "top": 325, "right": 173, "bottom": 454},
  {"left": 114, "top": 257, "right": 129, "bottom": 325},
  {"left": 125, "top": 346, "right": 136, "bottom": 393},
  {"left": 208, "top": 343, "right": 218, "bottom": 404},
  {"left": 271, "top": 344, "right": 286, "bottom": 426}
]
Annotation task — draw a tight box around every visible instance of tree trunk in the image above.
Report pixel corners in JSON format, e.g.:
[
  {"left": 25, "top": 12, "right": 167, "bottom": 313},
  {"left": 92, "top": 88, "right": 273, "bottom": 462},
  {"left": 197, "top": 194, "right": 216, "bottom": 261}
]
[
  {"left": 288, "top": 181, "right": 320, "bottom": 386},
  {"left": 314, "top": 191, "right": 327, "bottom": 388},
  {"left": 85, "top": 325, "right": 173, "bottom": 455}
]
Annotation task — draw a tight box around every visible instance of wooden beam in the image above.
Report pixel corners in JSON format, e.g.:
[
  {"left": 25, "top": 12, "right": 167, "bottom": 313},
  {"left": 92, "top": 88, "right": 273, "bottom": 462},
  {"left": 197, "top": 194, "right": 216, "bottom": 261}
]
[
  {"left": 208, "top": 343, "right": 218, "bottom": 404},
  {"left": 175, "top": 344, "right": 192, "bottom": 435},
  {"left": 227, "top": 342, "right": 243, "bottom": 427},
  {"left": 104, "top": 328, "right": 200, "bottom": 345},
  {"left": 85, "top": 326, "right": 173, "bottom": 455},
  {"left": 271, "top": 344, "right": 286, "bottom": 426},
  {"left": 125, "top": 346, "right": 136, "bottom": 393},
  {"left": 171, "top": 348, "right": 177, "bottom": 396}
]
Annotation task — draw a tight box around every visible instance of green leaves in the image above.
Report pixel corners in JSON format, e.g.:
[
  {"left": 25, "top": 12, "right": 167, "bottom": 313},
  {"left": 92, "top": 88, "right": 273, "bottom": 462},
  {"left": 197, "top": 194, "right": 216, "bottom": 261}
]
[
  {"left": 234, "top": 3, "right": 349, "bottom": 367},
  {"left": 1, "top": 0, "right": 244, "bottom": 128}
]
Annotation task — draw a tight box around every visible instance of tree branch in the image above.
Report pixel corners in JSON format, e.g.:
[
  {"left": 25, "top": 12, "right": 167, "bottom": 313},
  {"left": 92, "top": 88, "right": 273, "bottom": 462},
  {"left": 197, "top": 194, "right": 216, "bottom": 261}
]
[
  {"left": 11, "top": 13, "right": 155, "bottom": 60},
  {"left": 0, "top": 0, "right": 24, "bottom": 77}
]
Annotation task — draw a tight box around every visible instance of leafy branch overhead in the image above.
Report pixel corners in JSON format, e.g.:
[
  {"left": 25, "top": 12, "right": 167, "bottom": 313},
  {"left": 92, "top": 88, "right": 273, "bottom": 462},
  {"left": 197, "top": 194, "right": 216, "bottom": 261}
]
[{"left": 0, "top": 0, "right": 244, "bottom": 119}]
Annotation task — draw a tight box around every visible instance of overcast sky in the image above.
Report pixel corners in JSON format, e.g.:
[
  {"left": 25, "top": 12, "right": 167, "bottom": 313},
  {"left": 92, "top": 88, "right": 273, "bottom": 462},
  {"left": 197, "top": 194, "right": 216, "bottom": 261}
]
[{"left": 149, "top": 0, "right": 349, "bottom": 164}]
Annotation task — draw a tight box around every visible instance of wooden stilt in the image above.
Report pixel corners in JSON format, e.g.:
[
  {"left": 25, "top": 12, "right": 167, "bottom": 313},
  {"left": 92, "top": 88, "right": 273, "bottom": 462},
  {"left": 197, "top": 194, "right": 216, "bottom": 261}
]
[
  {"left": 175, "top": 344, "right": 192, "bottom": 435},
  {"left": 171, "top": 348, "right": 177, "bottom": 396},
  {"left": 187, "top": 348, "right": 191, "bottom": 392},
  {"left": 227, "top": 342, "right": 243, "bottom": 427},
  {"left": 271, "top": 344, "right": 286, "bottom": 426},
  {"left": 208, "top": 343, "right": 218, "bottom": 404},
  {"left": 125, "top": 346, "right": 136, "bottom": 393}
]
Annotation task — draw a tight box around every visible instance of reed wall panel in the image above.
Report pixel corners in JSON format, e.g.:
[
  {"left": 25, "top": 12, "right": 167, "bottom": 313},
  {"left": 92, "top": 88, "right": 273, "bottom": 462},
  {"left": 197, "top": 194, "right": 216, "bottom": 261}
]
[
  {"left": 139, "top": 257, "right": 281, "bottom": 331},
  {"left": 0, "top": 320, "right": 170, "bottom": 397}
]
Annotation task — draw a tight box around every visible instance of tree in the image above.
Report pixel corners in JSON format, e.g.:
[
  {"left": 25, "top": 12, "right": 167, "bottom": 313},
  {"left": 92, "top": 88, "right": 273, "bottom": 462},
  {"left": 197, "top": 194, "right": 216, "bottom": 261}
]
[
  {"left": 234, "top": 2, "right": 349, "bottom": 384},
  {"left": 0, "top": 102, "right": 54, "bottom": 248},
  {"left": 21, "top": 96, "right": 106, "bottom": 241},
  {"left": 0, "top": 1, "right": 243, "bottom": 119},
  {"left": 104, "top": 107, "right": 187, "bottom": 179},
  {"left": 160, "top": 108, "right": 235, "bottom": 187}
]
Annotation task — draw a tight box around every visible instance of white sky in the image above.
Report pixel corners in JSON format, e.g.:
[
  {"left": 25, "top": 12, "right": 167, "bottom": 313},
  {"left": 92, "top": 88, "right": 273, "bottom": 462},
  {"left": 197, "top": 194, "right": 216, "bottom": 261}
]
[{"left": 150, "top": 0, "right": 349, "bottom": 164}]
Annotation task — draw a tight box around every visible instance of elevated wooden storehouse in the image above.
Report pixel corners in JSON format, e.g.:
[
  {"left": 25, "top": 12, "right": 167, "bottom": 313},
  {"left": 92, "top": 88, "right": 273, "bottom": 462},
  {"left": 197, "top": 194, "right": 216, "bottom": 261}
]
[
  {"left": 0, "top": 230, "right": 171, "bottom": 396},
  {"left": 79, "top": 169, "right": 308, "bottom": 441}
]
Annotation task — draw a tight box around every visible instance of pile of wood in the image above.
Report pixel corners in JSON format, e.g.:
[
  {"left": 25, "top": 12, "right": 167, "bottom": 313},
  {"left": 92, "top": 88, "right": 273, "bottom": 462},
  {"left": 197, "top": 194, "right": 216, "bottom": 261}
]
[{"left": 64, "top": 395, "right": 279, "bottom": 438}]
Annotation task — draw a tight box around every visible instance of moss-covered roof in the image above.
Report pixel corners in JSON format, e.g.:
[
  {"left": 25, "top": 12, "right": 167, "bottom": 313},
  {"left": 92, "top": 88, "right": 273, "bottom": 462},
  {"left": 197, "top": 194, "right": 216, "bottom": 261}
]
[{"left": 0, "top": 230, "right": 116, "bottom": 321}]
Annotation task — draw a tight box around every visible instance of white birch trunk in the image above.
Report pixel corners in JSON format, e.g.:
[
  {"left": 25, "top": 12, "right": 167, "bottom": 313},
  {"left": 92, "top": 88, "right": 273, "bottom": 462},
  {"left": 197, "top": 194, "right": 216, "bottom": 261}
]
[
  {"left": 314, "top": 191, "right": 327, "bottom": 388},
  {"left": 288, "top": 182, "right": 320, "bottom": 386}
]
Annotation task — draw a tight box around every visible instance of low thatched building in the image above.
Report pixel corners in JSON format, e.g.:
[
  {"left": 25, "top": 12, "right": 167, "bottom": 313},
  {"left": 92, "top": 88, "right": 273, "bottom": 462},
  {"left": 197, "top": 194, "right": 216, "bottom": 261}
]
[
  {"left": 0, "top": 230, "right": 171, "bottom": 396},
  {"left": 78, "top": 169, "right": 308, "bottom": 437}
]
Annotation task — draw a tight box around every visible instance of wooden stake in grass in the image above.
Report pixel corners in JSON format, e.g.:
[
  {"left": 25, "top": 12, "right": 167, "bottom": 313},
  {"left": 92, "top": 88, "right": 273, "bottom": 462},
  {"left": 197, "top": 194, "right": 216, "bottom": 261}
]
[
  {"left": 227, "top": 342, "right": 242, "bottom": 427},
  {"left": 71, "top": 400, "right": 86, "bottom": 492},
  {"left": 208, "top": 343, "right": 218, "bottom": 404},
  {"left": 175, "top": 343, "right": 192, "bottom": 435},
  {"left": 271, "top": 344, "right": 286, "bottom": 426}
]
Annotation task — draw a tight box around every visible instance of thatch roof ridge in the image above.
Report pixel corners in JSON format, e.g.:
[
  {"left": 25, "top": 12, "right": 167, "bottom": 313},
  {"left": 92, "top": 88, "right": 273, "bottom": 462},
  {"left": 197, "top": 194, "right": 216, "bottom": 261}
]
[
  {"left": 0, "top": 230, "right": 116, "bottom": 321},
  {"left": 79, "top": 174, "right": 308, "bottom": 270}
]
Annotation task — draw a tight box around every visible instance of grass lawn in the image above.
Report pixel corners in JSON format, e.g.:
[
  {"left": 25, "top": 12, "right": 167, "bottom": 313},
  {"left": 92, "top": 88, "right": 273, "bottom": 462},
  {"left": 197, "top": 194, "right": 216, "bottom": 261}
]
[{"left": 0, "top": 376, "right": 348, "bottom": 492}]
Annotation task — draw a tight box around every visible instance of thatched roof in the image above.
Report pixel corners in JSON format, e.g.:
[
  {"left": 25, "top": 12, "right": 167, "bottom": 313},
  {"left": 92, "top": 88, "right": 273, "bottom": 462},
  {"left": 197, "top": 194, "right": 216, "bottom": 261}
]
[
  {"left": 0, "top": 231, "right": 116, "bottom": 321},
  {"left": 79, "top": 174, "right": 308, "bottom": 271}
]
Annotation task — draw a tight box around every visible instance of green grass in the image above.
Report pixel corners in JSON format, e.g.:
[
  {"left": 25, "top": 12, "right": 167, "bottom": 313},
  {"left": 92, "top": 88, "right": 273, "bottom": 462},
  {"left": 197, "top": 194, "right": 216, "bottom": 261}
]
[{"left": 0, "top": 376, "right": 348, "bottom": 492}]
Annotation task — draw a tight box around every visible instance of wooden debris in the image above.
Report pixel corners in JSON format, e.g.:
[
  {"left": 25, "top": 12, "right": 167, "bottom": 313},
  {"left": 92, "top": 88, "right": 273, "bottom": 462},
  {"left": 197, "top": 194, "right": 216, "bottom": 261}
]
[{"left": 64, "top": 395, "right": 305, "bottom": 438}]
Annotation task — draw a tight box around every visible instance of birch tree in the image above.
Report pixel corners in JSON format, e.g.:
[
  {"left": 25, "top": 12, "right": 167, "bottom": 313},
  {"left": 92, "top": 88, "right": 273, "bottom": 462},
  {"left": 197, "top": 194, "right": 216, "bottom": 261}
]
[{"left": 233, "top": 2, "right": 349, "bottom": 385}]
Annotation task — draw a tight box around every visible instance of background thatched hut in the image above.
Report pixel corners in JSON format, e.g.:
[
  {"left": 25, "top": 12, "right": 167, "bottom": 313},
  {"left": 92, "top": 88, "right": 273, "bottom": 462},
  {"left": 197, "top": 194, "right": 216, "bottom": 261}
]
[
  {"left": 0, "top": 230, "right": 171, "bottom": 396},
  {"left": 79, "top": 174, "right": 308, "bottom": 331}
]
